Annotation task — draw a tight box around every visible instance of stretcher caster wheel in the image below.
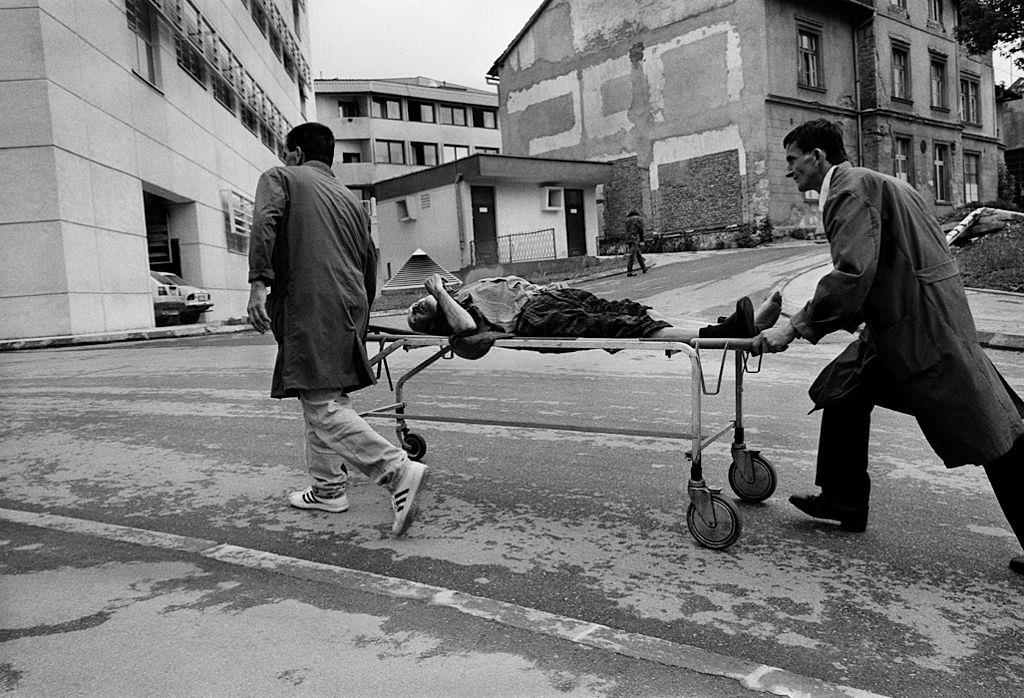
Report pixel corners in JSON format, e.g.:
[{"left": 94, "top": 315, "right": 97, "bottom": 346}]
[
  {"left": 686, "top": 495, "right": 742, "bottom": 550},
  {"left": 728, "top": 453, "right": 777, "bottom": 503},
  {"left": 401, "top": 432, "right": 427, "bottom": 461}
]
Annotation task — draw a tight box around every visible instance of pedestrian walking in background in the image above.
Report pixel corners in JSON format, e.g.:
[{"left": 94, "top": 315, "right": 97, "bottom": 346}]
[
  {"left": 625, "top": 209, "right": 647, "bottom": 277},
  {"left": 753, "top": 119, "right": 1024, "bottom": 575},
  {"left": 247, "top": 122, "right": 429, "bottom": 536}
]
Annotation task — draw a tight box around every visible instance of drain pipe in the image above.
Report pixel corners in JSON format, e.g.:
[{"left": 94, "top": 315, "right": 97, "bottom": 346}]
[
  {"left": 454, "top": 173, "right": 467, "bottom": 266},
  {"left": 852, "top": 11, "right": 876, "bottom": 164}
]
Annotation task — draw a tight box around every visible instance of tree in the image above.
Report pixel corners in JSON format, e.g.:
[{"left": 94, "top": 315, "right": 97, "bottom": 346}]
[{"left": 955, "top": 1, "right": 1024, "bottom": 72}]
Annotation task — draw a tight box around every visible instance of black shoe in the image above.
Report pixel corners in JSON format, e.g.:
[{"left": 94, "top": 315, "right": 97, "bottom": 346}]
[
  {"left": 789, "top": 493, "right": 868, "bottom": 532},
  {"left": 1010, "top": 556, "right": 1024, "bottom": 575},
  {"left": 627, "top": 272, "right": 636, "bottom": 277},
  {"left": 698, "top": 297, "right": 755, "bottom": 339}
]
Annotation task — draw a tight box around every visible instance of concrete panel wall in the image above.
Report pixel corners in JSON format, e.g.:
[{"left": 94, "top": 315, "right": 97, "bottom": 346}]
[
  {"left": 378, "top": 185, "right": 463, "bottom": 281},
  {"left": 0, "top": 1, "right": 311, "bottom": 338}
]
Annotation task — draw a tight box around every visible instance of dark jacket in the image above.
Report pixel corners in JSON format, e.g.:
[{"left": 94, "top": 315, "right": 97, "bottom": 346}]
[
  {"left": 249, "top": 161, "right": 377, "bottom": 398},
  {"left": 625, "top": 213, "right": 645, "bottom": 243},
  {"left": 791, "top": 162, "right": 1024, "bottom": 466}
]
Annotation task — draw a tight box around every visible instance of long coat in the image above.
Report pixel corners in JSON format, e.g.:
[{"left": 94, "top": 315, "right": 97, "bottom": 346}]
[
  {"left": 249, "top": 161, "right": 377, "bottom": 398},
  {"left": 791, "top": 162, "right": 1024, "bottom": 467}
]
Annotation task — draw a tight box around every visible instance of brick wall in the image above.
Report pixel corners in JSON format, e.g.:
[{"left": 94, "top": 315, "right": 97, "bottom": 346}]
[
  {"left": 602, "top": 156, "right": 646, "bottom": 238},
  {"left": 655, "top": 150, "right": 743, "bottom": 233}
]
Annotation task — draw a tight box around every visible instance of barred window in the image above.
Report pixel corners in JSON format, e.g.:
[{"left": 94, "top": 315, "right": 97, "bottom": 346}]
[
  {"left": 175, "top": 0, "right": 207, "bottom": 86},
  {"left": 222, "top": 190, "right": 254, "bottom": 254}
]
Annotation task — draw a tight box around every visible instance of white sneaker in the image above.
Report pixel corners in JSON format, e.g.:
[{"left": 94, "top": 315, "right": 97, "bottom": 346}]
[
  {"left": 288, "top": 487, "right": 349, "bottom": 513},
  {"left": 391, "top": 461, "right": 429, "bottom": 536}
]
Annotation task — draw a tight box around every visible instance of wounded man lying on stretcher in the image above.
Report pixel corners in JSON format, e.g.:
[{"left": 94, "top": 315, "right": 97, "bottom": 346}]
[{"left": 406, "top": 274, "right": 782, "bottom": 359}]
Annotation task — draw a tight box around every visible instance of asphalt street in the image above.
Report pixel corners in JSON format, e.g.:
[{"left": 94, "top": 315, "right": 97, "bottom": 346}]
[{"left": 2, "top": 243, "right": 1023, "bottom": 697}]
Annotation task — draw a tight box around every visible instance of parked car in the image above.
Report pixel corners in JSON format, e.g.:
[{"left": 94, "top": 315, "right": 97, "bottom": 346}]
[
  {"left": 150, "top": 272, "right": 186, "bottom": 326},
  {"left": 149, "top": 271, "right": 214, "bottom": 324}
]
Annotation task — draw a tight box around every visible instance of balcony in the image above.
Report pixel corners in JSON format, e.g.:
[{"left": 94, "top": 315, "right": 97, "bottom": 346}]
[{"left": 321, "top": 115, "right": 373, "bottom": 139}]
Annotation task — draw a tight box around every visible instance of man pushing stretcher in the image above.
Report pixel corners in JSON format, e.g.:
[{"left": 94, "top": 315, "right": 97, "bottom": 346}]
[{"left": 407, "top": 274, "right": 783, "bottom": 359}]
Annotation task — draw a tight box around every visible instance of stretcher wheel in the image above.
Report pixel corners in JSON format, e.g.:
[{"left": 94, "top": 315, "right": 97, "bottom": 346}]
[
  {"left": 728, "top": 454, "right": 777, "bottom": 503},
  {"left": 401, "top": 432, "right": 426, "bottom": 461},
  {"left": 686, "top": 495, "right": 742, "bottom": 550}
]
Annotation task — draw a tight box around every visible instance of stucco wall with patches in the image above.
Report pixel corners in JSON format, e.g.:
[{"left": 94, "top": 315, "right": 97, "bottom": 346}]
[{"left": 496, "top": 0, "right": 773, "bottom": 235}]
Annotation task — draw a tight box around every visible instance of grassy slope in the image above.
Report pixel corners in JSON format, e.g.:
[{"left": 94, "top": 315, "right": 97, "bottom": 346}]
[{"left": 943, "top": 207, "right": 1024, "bottom": 293}]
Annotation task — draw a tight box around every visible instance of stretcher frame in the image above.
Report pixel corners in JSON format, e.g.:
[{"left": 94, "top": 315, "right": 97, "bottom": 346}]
[{"left": 361, "top": 332, "right": 776, "bottom": 550}]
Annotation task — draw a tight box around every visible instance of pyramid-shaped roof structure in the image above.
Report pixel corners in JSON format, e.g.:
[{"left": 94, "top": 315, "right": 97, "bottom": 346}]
[{"left": 381, "top": 249, "right": 462, "bottom": 294}]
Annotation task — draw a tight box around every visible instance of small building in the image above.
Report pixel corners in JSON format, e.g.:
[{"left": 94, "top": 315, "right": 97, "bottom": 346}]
[{"left": 373, "top": 154, "right": 612, "bottom": 286}]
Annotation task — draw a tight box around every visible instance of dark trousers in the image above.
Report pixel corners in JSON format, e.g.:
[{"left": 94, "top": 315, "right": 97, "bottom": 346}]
[
  {"left": 816, "top": 388, "right": 1024, "bottom": 549},
  {"left": 626, "top": 242, "right": 645, "bottom": 273}
]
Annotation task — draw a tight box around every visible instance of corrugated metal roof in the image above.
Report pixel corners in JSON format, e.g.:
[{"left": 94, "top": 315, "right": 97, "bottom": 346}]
[{"left": 381, "top": 249, "right": 461, "bottom": 294}]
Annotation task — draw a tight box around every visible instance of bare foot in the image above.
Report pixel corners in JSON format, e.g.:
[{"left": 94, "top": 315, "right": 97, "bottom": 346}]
[{"left": 754, "top": 290, "right": 783, "bottom": 331}]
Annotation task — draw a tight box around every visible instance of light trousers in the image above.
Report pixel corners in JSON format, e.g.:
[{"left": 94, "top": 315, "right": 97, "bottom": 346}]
[{"left": 299, "top": 389, "right": 408, "bottom": 498}]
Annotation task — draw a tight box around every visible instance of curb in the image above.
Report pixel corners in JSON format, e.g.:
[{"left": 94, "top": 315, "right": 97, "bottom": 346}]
[
  {"left": 0, "top": 321, "right": 255, "bottom": 352},
  {"left": 2, "top": 507, "right": 883, "bottom": 698}
]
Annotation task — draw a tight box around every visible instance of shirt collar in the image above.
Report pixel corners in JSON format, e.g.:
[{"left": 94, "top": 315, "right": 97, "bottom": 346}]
[{"left": 817, "top": 165, "right": 838, "bottom": 212}]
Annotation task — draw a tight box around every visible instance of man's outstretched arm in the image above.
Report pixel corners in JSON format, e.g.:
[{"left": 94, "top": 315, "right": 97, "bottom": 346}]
[{"left": 424, "top": 274, "right": 477, "bottom": 333}]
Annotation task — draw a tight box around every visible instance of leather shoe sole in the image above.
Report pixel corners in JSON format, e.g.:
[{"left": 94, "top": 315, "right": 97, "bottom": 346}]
[{"left": 789, "top": 494, "right": 868, "bottom": 532}]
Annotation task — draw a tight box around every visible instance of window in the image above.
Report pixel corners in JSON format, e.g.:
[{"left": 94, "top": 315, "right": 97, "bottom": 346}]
[
  {"left": 126, "top": 0, "right": 158, "bottom": 84},
  {"left": 442, "top": 144, "right": 469, "bottom": 162},
  {"left": 928, "top": 0, "right": 943, "bottom": 23},
  {"left": 959, "top": 78, "right": 980, "bottom": 123},
  {"left": 375, "top": 140, "right": 405, "bottom": 164},
  {"left": 890, "top": 0, "right": 906, "bottom": 8},
  {"left": 541, "top": 187, "right": 564, "bottom": 211},
  {"left": 891, "top": 45, "right": 910, "bottom": 100},
  {"left": 797, "top": 27, "right": 823, "bottom": 89},
  {"left": 472, "top": 108, "right": 497, "bottom": 129},
  {"left": 341, "top": 152, "right": 361, "bottom": 163},
  {"left": 338, "top": 100, "right": 359, "bottom": 117},
  {"left": 476, "top": 147, "right": 500, "bottom": 155},
  {"left": 175, "top": 0, "right": 207, "bottom": 86},
  {"left": 930, "top": 58, "right": 947, "bottom": 109},
  {"left": 934, "top": 143, "right": 950, "bottom": 201},
  {"left": 408, "top": 100, "right": 435, "bottom": 123},
  {"left": 221, "top": 190, "right": 254, "bottom": 255},
  {"left": 439, "top": 104, "right": 467, "bottom": 126},
  {"left": 964, "top": 153, "right": 980, "bottom": 203},
  {"left": 410, "top": 142, "right": 438, "bottom": 166},
  {"left": 239, "top": 72, "right": 259, "bottom": 133},
  {"left": 894, "top": 136, "right": 912, "bottom": 183},
  {"left": 371, "top": 97, "right": 402, "bottom": 120},
  {"left": 212, "top": 40, "right": 237, "bottom": 113}
]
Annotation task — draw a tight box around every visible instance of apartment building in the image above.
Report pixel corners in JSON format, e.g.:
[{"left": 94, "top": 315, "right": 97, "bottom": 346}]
[
  {"left": 313, "top": 77, "right": 502, "bottom": 204},
  {"left": 487, "top": 0, "right": 1002, "bottom": 240},
  {"left": 0, "top": 0, "right": 309, "bottom": 340}
]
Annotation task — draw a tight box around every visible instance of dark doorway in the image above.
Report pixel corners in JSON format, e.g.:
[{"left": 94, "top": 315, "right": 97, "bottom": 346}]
[
  {"left": 564, "top": 188, "right": 586, "bottom": 257},
  {"left": 471, "top": 186, "right": 497, "bottom": 264},
  {"left": 144, "top": 192, "right": 181, "bottom": 276}
]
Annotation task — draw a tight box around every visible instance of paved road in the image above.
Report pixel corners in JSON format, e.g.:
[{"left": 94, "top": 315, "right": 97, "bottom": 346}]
[{"left": 2, "top": 244, "right": 1022, "bottom": 697}]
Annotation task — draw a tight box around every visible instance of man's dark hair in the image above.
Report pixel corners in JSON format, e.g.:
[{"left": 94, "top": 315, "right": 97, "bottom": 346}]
[
  {"left": 286, "top": 122, "right": 335, "bottom": 165},
  {"left": 783, "top": 120, "right": 849, "bottom": 164},
  {"left": 408, "top": 301, "right": 454, "bottom": 336}
]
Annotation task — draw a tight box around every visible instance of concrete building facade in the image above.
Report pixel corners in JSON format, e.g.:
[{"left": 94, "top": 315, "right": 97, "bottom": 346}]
[
  {"left": 0, "top": 0, "right": 310, "bottom": 339},
  {"left": 487, "top": 0, "right": 1002, "bottom": 241},
  {"left": 313, "top": 77, "right": 502, "bottom": 204},
  {"left": 1001, "top": 77, "right": 1024, "bottom": 208}
]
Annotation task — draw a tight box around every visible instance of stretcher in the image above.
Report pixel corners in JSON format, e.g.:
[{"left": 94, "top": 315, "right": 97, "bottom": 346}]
[{"left": 361, "top": 331, "right": 776, "bottom": 550}]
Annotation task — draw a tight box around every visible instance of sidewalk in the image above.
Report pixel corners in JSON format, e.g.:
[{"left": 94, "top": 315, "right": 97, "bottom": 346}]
[{"left": 780, "top": 246, "right": 1024, "bottom": 352}]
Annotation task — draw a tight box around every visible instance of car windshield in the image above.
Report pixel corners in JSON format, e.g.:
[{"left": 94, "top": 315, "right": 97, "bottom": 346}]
[{"left": 161, "top": 273, "right": 188, "bottom": 285}]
